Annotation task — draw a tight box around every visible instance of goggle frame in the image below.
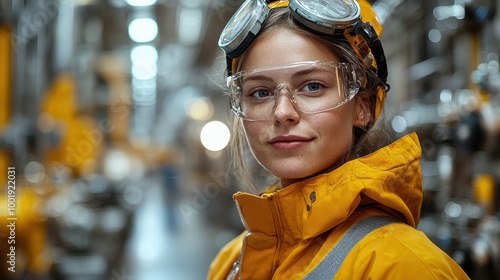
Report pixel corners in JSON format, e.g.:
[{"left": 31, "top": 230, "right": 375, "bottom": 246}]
[
  {"left": 218, "top": 0, "right": 388, "bottom": 87},
  {"left": 226, "top": 60, "right": 363, "bottom": 121}
]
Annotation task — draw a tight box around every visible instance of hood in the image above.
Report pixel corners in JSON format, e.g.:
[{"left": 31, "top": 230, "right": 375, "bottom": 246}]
[{"left": 233, "top": 132, "right": 423, "bottom": 240}]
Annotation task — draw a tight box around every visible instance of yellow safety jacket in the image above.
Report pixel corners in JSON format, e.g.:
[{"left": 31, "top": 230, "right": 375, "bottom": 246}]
[{"left": 207, "top": 133, "right": 469, "bottom": 279}]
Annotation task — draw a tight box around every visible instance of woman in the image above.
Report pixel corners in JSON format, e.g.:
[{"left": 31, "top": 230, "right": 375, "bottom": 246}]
[{"left": 208, "top": 0, "right": 470, "bottom": 279}]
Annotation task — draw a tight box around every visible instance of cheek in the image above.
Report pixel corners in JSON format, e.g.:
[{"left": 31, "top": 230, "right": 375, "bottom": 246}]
[
  {"left": 315, "top": 108, "right": 356, "bottom": 147},
  {"left": 320, "top": 119, "right": 352, "bottom": 143},
  {"left": 318, "top": 103, "right": 355, "bottom": 130},
  {"left": 242, "top": 122, "right": 263, "bottom": 149}
]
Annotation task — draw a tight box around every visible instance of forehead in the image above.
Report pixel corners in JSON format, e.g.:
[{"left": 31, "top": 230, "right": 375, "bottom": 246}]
[
  {"left": 239, "top": 62, "right": 337, "bottom": 83},
  {"left": 240, "top": 28, "right": 339, "bottom": 71}
]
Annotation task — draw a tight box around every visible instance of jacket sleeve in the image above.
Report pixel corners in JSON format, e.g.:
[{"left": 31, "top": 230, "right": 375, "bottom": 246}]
[
  {"left": 339, "top": 223, "right": 470, "bottom": 280},
  {"left": 206, "top": 232, "right": 245, "bottom": 280}
]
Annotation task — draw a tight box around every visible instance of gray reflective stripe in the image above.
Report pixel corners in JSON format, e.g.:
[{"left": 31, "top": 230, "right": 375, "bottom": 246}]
[{"left": 304, "top": 216, "right": 398, "bottom": 280}]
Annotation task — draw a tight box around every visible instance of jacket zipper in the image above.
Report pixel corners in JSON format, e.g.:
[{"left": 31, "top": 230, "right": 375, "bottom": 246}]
[
  {"left": 268, "top": 194, "right": 284, "bottom": 274},
  {"left": 226, "top": 259, "right": 240, "bottom": 280}
]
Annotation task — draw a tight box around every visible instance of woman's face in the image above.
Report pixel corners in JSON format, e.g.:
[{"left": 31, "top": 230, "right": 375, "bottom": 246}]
[{"left": 240, "top": 28, "right": 369, "bottom": 187}]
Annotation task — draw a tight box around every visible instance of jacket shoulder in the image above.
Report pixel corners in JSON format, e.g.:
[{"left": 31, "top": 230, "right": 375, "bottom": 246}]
[
  {"left": 340, "top": 222, "right": 470, "bottom": 279},
  {"left": 206, "top": 231, "right": 245, "bottom": 280}
]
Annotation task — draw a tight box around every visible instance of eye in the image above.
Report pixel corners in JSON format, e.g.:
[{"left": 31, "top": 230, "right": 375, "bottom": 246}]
[
  {"left": 249, "top": 89, "right": 273, "bottom": 99},
  {"left": 301, "top": 82, "right": 324, "bottom": 93}
]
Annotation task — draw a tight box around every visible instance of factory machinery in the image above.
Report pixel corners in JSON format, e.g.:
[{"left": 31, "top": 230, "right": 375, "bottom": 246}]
[
  {"left": 0, "top": 1, "right": 147, "bottom": 279},
  {"left": 0, "top": 0, "right": 500, "bottom": 279},
  {"left": 375, "top": 0, "right": 500, "bottom": 279}
]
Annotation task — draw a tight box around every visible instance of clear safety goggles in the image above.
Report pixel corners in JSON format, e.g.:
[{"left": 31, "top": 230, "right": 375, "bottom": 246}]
[
  {"left": 227, "top": 60, "right": 363, "bottom": 121},
  {"left": 218, "top": 0, "right": 388, "bottom": 85}
]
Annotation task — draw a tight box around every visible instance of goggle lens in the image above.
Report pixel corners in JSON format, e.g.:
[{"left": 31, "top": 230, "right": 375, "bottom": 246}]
[
  {"left": 227, "top": 61, "right": 362, "bottom": 121},
  {"left": 295, "top": 0, "right": 359, "bottom": 21},
  {"left": 218, "top": 0, "right": 269, "bottom": 57}
]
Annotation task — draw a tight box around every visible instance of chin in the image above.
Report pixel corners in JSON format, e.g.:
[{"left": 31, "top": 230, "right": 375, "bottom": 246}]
[{"left": 272, "top": 169, "right": 316, "bottom": 181}]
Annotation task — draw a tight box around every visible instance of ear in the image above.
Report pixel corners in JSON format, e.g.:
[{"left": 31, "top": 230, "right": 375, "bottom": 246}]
[{"left": 353, "top": 97, "right": 371, "bottom": 128}]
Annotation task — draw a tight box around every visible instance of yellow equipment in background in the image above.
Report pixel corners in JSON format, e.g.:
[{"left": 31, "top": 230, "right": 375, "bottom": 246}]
[
  {"left": 0, "top": 24, "right": 11, "bottom": 186},
  {"left": 0, "top": 23, "right": 49, "bottom": 279},
  {"left": 41, "top": 72, "right": 103, "bottom": 177}
]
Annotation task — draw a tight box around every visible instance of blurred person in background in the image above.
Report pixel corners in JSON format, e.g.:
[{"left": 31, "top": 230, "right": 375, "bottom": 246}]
[
  {"left": 208, "top": 0, "right": 469, "bottom": 279},
  {"left": 159, "top": 149, "right": 181, "bottom": 231}
]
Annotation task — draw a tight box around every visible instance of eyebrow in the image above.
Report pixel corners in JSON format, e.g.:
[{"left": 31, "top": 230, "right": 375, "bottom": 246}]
[
  {"left": 242, "top": 74, "right": 273, "bottom": 83},
  {"left": 242, "top": 67, "right": 325, "bottom": 83}
]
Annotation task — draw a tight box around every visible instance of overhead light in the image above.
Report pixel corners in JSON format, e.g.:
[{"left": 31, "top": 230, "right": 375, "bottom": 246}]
[
  {"left": 126, "top": 0, "right": 157, "bottom": 7},
  {"left": 433, "top": 5, "right": 465, "bottom": 20},
  {"left": 131, "top": 45, "right": 158, "bottom": 68},
  {"left": 131, "top": 45, "right": 158, "bottom": 80},
  {"left": 128, "top": 18, "right": 158, "bottom": 43},
  {"left": 178, "top": 8, "right": 203, "bottom": 46},
  {"left": 179, "top": 0, "right": 203, "bottom": 8}
]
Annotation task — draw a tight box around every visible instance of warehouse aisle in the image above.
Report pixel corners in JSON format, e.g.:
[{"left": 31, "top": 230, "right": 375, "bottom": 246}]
[{"left": 123, "top": 176, "right": 237, "bottom": 280}]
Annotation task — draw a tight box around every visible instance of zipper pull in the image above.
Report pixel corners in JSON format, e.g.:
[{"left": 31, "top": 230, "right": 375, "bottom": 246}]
[{"left": 226, "top": 260, "right": 240, "bottom": 280}]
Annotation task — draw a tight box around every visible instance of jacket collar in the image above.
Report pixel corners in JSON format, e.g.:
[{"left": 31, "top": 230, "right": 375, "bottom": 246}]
[{"left": 233, "top": 132, "right": 423, "bottom": 240}]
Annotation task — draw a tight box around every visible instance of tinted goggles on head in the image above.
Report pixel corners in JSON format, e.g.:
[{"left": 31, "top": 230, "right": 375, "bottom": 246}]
[
  {"left": 227, "top": 60, "right": 362, "bottom": 121},
  {"left": 218, "top": 0, "right": 389, "bottom": 89}
]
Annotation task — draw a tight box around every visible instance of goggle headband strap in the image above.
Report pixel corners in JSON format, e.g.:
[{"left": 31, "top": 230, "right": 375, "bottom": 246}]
[
  {"left": 223, "top": 0, "right": 389, "bottom": 120},
  {"left": 355, "top": 22, "right": 388, "bottom": 87},
  {"left": 225, "top": 1, "right": 386, "bottom": 81}
]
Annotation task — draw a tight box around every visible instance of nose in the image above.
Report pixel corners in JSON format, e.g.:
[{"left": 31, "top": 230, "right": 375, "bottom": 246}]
[{"left": 272, "top": 86, "right": 300, "bottom": 125}]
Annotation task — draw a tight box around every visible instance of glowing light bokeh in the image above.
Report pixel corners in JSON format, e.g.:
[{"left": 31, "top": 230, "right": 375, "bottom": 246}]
[{"left": 200, "top": 121, "right": 231, "bottom": 152}]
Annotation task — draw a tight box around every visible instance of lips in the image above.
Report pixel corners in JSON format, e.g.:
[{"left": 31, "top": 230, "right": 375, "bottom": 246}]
[{"left": 268, "top": 135, "right": 313, "bottom": 150}]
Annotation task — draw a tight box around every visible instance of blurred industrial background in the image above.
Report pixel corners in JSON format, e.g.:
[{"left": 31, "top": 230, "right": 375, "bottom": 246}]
[{"left": 0, "top": 0, "right": 499, "bottom": 279}]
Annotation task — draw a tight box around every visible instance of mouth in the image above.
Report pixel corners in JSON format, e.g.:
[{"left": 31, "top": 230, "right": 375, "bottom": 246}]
[{"left": 268, "top": 135, "right": 313, "bottom": 150}]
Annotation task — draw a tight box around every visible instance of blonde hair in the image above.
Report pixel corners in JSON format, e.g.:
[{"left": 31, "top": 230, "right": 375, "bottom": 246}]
[{"left": 229, "top": 8, "right": 389, "bottom": 193}]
